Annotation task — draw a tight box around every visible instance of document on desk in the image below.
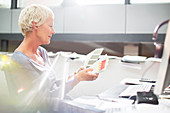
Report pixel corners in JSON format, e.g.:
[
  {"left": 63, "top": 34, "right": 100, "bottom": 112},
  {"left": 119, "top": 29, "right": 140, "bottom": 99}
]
[
  {"left": 73, "top": 96, "right": 134, "bottom": 111},
  {"left": 98, "top": 84, "right": 128, "bottom": 99},
  {"left": 134, "top": 103, "right": 170, "bottom": 113},
  {"left": 120, "top": 78, "right": 156, "bottom": 85}
]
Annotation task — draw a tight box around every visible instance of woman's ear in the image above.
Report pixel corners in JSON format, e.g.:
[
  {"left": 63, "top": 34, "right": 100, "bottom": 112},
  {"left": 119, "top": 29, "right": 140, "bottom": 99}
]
[{"left": 32, "top": 21, "right": 38, "bottom": 30}]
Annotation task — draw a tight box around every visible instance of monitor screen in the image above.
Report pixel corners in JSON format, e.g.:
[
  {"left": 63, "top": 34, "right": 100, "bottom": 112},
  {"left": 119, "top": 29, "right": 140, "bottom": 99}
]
[{"left": 154, "top": 21, "right": 170, "bottom": 95}]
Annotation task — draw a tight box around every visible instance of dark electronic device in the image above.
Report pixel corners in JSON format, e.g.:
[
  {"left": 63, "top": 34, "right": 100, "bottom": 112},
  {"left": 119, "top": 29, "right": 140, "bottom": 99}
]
[{"left": 136, "top": 92, "right": 159, "bottom": 105}]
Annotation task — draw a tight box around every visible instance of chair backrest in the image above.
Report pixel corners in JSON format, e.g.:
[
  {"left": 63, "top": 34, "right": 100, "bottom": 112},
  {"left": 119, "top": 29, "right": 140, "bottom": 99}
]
[
  {"left": 3, "top": 62, "right": 18, "bottom": 98},
  {"left": 0, "top": 70, "right": 10, "bottom": 112},
  {"left": 0, "top": 70, "right": 9, "bottom": 97},
  {"left": 2, "top": 58, "right": 48, "bottom": 113},
  {"left": 1, "top": 59, "right": 21, "bottom": 112}
]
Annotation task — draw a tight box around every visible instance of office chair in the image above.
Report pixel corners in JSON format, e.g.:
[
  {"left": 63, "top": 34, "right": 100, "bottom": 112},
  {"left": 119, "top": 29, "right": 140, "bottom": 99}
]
[
  {"left": 2, "top": 58, "right": 54, "bottom": 113},
  {"left": 2, "top": 59, "right": 20, "bottom": 113}
]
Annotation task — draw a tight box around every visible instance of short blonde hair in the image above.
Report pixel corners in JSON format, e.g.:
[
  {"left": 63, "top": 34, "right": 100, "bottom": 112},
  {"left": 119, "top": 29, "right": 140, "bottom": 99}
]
[{"left": 18, "top": 4, "right": 54, "bottom": 36}]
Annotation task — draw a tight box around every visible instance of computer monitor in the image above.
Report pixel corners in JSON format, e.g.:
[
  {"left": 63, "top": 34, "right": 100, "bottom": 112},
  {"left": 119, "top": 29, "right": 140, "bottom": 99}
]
[{"left": 154, "top": 21, "right": 170, "bottom": 95}]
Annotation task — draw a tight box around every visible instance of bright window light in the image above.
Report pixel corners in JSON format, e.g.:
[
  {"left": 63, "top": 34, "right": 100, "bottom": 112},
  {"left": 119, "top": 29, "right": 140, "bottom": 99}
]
[
  {"left": 0, "top": 0, "right": 11, "bottom": 8},
  {"left": 18, "top": 0, "right": 63, "bottom": 8},
  {"left": 131, "top": 0, "right": 170, "bottom": 4},
  {"left": 75, "top": 0, "right": 124, "bottom": 5}
]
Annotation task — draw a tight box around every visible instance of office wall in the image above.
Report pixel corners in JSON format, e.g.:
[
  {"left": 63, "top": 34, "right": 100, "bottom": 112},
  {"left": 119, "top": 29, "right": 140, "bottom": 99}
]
[
  {"left": 64, "top": 5, "right": 125, "bottom": 33},
  {"left": 11, "top": 9, "right": 20, "bottom": 33},
  {"left": 126, "top": 4, "right": 170, "bottom": 33},
  {"left": 0, "top": 9, "right": 11, "bottom": 33},
  {"left": 0, "top": 4, "right": 170, "bottom": 34},
  {"left": 0, "top": 4, "right": 169, "bottom": 56}
]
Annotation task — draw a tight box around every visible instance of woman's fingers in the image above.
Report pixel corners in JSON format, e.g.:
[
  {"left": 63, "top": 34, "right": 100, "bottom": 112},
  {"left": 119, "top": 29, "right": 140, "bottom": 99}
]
[{"left": 76, "top": 67, "right": 99, "bottom": 81}]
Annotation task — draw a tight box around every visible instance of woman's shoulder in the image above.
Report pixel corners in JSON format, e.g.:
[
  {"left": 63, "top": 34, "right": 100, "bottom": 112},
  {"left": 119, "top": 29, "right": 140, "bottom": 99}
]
[{"left": 11, "top": 50, "right": 30, "bottom": 65}]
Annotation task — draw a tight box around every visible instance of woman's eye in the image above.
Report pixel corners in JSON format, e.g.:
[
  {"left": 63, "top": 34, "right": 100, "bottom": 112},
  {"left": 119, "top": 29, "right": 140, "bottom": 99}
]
[{"left": 49, "top": 25, "right": 53, "bottom": 28}]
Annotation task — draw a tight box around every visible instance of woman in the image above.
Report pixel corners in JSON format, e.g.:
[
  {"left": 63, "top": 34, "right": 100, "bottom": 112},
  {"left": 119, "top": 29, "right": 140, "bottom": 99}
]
[{"left": 10, "top": 4, "right": 99, "bottom": 113}]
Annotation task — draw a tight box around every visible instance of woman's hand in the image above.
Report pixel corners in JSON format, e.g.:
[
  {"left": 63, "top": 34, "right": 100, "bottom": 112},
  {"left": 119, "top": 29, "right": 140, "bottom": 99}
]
[{"left": 76, "top": 67, "right": 99, "bottom": 81}]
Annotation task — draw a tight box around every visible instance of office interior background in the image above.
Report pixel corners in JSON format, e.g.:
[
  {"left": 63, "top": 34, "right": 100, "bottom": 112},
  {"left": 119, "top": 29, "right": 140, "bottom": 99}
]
[{"left": 0, "top": 0, "right": 170, "bottom": 57}]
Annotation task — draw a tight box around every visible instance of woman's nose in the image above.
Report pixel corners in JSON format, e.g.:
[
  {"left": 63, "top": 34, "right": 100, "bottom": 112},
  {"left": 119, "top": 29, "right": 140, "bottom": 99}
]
[{"left": 52, "top": 28, "right": 55, "bottom": 34}]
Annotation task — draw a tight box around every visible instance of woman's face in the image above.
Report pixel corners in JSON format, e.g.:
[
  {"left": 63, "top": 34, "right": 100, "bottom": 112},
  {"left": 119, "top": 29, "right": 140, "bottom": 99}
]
[{"left": 36, "top": 14, "right": 55, "bottom": 45}]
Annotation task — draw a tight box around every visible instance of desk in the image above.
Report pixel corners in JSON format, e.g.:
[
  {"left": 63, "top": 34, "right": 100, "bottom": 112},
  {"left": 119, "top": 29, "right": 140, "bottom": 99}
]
[
  {"left": 49, "top": 53, "right": 160, "bottom": 99},
  {"left": 48, "top": 53, "right": 167, "bottom": 113},
  {"left": 58, "top": 85, "right": 170, "bottom": 113},
  {"left": 59, "top": 99, "right": 104, "bottom": 113}
]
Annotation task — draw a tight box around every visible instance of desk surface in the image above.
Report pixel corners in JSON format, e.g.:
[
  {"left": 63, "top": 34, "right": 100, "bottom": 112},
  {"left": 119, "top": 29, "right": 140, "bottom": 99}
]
[
  {"left": 60, "top": 86, "right": 170, "bottom": 113},
  {"left": 66, "top": 58, "right": 160, "bottom": 99}
]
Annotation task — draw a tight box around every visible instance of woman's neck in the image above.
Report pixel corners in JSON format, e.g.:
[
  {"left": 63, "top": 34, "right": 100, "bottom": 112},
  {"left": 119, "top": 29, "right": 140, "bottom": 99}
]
[
  {"left": 17, "top": 34, "right": 40, "bottom": 54},
  {"left": 17, "top": 39, "right": 45, "bottom": 66}
]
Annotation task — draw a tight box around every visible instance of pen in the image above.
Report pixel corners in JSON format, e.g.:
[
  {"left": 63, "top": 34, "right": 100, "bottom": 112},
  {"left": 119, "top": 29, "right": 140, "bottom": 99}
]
[
  {"left": 102, "top": 98, "right": 117, "bottom": 102},
  {"left": 98, "top": 97, "right": 117, "bottom": 102}
]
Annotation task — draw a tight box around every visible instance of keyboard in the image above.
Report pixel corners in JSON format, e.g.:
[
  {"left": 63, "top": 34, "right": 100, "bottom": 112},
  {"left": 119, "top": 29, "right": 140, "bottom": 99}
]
[{"left": 119, "top": 84, "right": 152, "bottom": 98}]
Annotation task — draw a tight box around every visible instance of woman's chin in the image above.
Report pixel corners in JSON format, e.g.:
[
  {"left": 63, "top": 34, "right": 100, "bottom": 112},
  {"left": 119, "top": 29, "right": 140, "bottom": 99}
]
[{"left": 42, "top": 41, "right": 51, "bottom": 45}]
